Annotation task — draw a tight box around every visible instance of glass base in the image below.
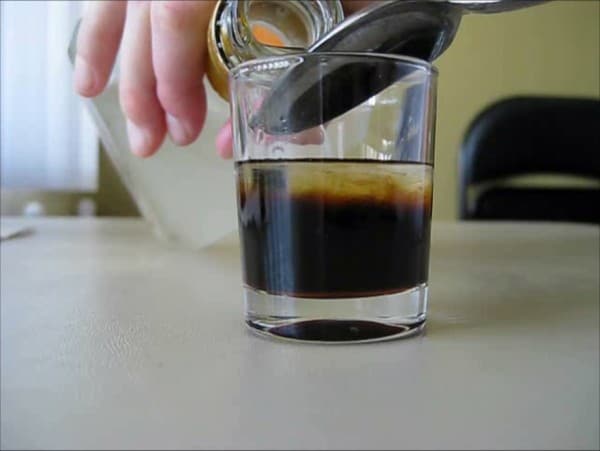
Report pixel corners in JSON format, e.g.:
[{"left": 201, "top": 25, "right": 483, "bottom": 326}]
[{"left": 244, "top": 284, "right": 428, "bottom": 343}]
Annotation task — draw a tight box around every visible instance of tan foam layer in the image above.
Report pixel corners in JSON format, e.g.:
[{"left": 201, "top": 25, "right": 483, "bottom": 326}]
[{"left": 237, "top": 160, "right": 433, "bottom": 207}]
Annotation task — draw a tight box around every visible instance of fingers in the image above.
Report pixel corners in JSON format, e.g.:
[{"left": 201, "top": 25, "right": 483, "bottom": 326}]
[
  {"left": 216, "top": 120, "right": 233, "bottom": 159},
  {"left": 74, "top": 1, "right": 126, "bottom": 97},
  {"left": 216, "top": 119, "right": 325, "bottom": 161},
  {"left": 151, "top": 1, "right": 215, "bottom": 146},
  {"left": 119, "top": 1, "right": 166, "bottom": 157},
  {"left": 286, "top": 127, "right": 325, "bottom": 146}
]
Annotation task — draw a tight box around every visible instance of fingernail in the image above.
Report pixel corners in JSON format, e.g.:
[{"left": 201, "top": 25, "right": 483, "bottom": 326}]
[
  {"left": 216, "top": 121, "right": 233, "bottom": 159},
  {"left": 166, "top": 114, "right": 193, "bottom": 145},
  {"left": 74, "top": 56, "right": 96, "bottom": 96},
  {"left": 126, "top": 120, "right": 152, "bottom": 157}
]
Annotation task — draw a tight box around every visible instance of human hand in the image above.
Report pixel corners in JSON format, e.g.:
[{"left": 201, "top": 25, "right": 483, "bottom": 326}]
[{"left": 74, "top": 1, "right": 374, "bottom": 159}]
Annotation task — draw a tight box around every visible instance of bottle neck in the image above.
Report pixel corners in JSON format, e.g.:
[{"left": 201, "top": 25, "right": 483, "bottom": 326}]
[{"left": 207, "top": 0, "right": 344, "bottom": 100}]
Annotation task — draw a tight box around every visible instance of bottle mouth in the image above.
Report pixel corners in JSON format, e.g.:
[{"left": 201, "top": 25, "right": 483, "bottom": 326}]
[{"left": 243, "top": 1, "right": 311, "bottom": 49}]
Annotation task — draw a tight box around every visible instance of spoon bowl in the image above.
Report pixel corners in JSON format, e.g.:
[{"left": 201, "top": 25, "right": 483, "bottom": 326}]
[{"left": 253, "top": 0, "right": 549, "bottom": 135}]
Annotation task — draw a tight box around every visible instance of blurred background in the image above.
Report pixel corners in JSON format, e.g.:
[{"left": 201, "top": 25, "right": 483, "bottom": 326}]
[
  {"left": 1, "top": 1, "right": 138, "bottom": 218},
  {"left": 1, "top": 0, "right": 599, "bottom": 226}
]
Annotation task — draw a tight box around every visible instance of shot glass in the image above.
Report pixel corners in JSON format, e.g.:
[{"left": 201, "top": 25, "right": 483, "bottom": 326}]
[{"left": 230, "top": 53, "right": 437, "bottom": 343}]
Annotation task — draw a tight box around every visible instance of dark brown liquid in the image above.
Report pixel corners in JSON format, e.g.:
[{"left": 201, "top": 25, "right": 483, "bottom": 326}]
[
  {"left": 236, "top": 159, "right": 433, "bottom": 299},
  {"left": 250, "top": 319, "right": 425, "bottom": 342}
]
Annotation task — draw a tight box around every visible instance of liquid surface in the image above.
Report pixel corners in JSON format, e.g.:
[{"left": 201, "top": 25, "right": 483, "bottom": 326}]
[{"left": 236, "top": 159, "right": 433, "bottom": 298}]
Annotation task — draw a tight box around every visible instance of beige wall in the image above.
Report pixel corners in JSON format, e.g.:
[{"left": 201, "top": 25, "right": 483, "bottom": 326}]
[{"left": 432, "top": 0, "right": 600, "bottom": 220}]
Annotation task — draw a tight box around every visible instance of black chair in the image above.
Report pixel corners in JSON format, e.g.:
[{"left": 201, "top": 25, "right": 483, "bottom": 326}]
[{"left": 458, "top": 96, "right": 600, "bottom": 224}]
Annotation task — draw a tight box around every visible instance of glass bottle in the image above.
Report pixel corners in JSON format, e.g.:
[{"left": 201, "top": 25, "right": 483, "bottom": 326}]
[{"left": 207, "top": 0, "right": 344, "bottom": 100}]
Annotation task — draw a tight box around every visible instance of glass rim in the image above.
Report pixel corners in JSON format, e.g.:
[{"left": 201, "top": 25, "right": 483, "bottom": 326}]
[{"left": 230, "top": 52, "right": 438, "bottom": 80}]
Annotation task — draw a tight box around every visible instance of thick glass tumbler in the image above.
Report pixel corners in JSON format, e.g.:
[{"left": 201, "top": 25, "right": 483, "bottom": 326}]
[{"left": 230, "top": 53, "right": 437, "bottom": 343}]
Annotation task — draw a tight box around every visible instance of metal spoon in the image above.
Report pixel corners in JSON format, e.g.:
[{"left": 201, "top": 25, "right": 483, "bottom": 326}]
[
  {"left": 310, "top": 0, "right": 550, "bottom": 61},
  {"left": 252, "top": 0, "right": 549, "bottom": 135}
]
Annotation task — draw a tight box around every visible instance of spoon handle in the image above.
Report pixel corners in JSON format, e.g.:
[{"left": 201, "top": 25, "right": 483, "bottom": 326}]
[{"left": 449, "top": 0, "right": 551, "bottom": 14}]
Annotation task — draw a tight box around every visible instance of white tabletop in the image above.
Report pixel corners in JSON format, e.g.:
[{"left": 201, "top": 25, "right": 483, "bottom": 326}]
[{"left": 1, "top": 218, "right": 598, "bottom": 450}]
